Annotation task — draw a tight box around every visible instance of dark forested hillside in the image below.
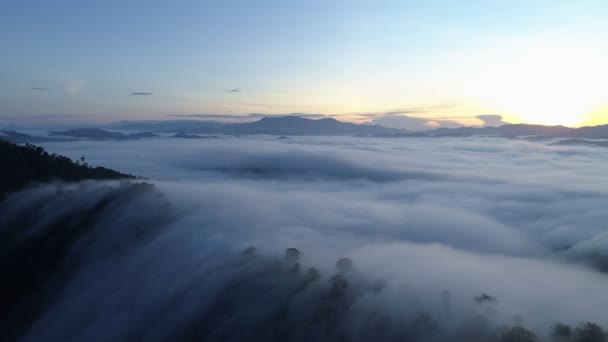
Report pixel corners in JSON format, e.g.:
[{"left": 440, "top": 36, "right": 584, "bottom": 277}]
[
  {"left": 0, "top": 141, "right": 152, "bottom": 338},
  {"left": 0, "top": 140, "right": 135, "bottom": 198}
]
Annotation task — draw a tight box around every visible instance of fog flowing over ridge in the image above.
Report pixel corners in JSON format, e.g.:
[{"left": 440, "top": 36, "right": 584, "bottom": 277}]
[{"left": 4, "top": 136, "right": 608, "bottom": 341}]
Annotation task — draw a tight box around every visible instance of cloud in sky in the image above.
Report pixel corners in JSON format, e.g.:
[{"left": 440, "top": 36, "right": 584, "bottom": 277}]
[
  {"left": 226, "top": 87, "right": 241, "bottom": 92},
  {"left": 130, "top": 92, "right": 154, "bottom": 96},
  {"left": 477, "top": 114, "right": 508, "bottom": 127},
  {"left": 370, "top": 113, "right": 509, "bottom": 130},
  {"left": 28, "top": 87, "right": 48, "bottom": 91},
  {"left": 1, "top": 114, "right": 97, "bottom": 121},
  {"left": 65, "top": 80, "right": 85, "bottom": 95},
  {"left": 371, "top": 113, "right": 465, "bottom": 130}
]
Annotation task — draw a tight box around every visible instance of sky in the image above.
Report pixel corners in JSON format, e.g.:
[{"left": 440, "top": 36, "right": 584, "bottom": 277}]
[{"left": 1, "top": 0, "right": 607, "bottom": 128}]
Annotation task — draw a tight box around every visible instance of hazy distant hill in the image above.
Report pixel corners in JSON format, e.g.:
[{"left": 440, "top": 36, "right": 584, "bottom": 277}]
[
  {"left": 108, "top": 116, "right": 403, "bottom": 135},
  {"left": 0, "top": 130, "right": 65, "bottom": 143},
  {"left": 428, "top": 124, "right": 608, "bottom": 139},
  {"left": 551, "top": 139, "right": 608, "bottom": 148},
  {"left": 575, "top": 125, "right": 608, "bottom": 139},
  {"left": 1, "top": 129, "right": 158, "bottom": 143},
  {"left": 49, "top": 128, "right": 158, "bottom": 140},
  {"left": 107, "top": 120, "right": 227, "bottom": 133},
  {"left": 171, "top": 133, "right": 219, "bottom": 139}
]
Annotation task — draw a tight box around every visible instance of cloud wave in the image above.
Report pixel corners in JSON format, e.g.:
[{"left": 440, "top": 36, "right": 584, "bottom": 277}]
[{"left": 4, "top": 135, "right": 608, "bottom": 340}]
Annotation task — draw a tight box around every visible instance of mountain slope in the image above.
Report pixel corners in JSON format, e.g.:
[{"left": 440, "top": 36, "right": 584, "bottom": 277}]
[{"left": 0, "top": 140, "right": 135, "bottom": 198}]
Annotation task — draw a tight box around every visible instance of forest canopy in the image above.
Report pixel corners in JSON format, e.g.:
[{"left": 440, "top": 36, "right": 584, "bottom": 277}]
[{"left": 0, "top": 140, "right": 135, "bottom": 198}]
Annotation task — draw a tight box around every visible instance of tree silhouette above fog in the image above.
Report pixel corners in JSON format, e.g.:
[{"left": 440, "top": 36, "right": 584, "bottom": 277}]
[{"left": 0, "top": 140, "right": 135, "bottom": 198}]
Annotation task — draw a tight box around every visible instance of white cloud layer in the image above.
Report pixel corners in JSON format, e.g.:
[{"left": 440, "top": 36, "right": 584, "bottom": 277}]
[{"left": 5, "top": 135, "right": 608, "bottom": 341}]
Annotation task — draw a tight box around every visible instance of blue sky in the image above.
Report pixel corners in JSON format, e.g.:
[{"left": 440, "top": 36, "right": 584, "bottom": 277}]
[{"left": 1, "top": 0, "right": 607, "bottom": 127}]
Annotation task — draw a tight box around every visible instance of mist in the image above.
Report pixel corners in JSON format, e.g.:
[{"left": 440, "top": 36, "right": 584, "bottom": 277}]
[{"left": 3, "top": 135, "right": 608, "bottom": 341}]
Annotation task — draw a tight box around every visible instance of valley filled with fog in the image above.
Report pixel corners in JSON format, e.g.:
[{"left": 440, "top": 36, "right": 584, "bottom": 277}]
[{"left": 4, "top": 135, "right": 608, "bottom": 341}]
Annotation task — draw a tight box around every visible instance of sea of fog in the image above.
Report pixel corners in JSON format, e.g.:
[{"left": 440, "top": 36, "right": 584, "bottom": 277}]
[{"left": 4, "top": 135, "right": 608, "bottom": 341}]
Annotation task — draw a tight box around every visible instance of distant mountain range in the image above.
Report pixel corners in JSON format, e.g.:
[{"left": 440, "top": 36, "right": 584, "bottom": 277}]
[
  {"left": 108, "top": 116, "right": 403, "bottom": 136},
  {"left": 0, "top": 129, "right": 158, "bottom": 143},
  {"left": 2, "top": 116, "right": 608, "bottom": 142},
  {"left": 427, "top": 124, "right": 608, "bottom": 139},
  {"left": 49, "top": 128, "right": 159, "bottom": 140},
  {"left": 108, "top": 117, "right": 608, "bottom": 139}
]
